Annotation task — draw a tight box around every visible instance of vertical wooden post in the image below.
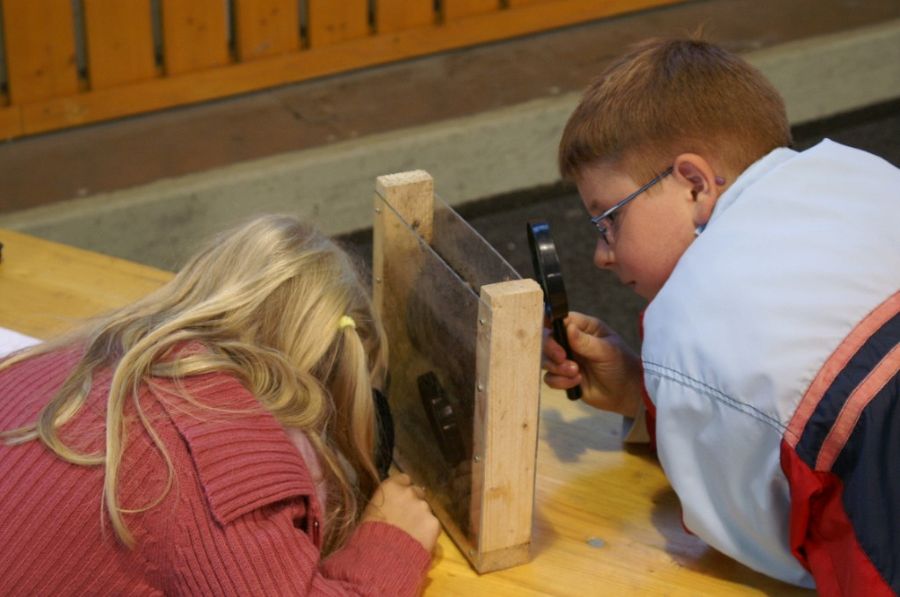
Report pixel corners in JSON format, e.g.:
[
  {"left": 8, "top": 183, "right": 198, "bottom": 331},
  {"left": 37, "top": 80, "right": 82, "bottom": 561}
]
[
  {"left": 83, "top": 0, "right": 157, "bottom": 90},
  {"left": 507, "top": 0, "right": 554, "bottom": 6},
  {"left": 443, "top": 0, "right": 500, "bottom": 21},
  {"left": 372, "top": 170, "right": 434, "bottom": 320},
  {"left": 233, "top": 0, "right": 299, "bottom": 61},
  {"left": 0, "top": 107, "right": 22, "bottom": 141},
  {"left": 160, "top": 0, "right": 230, "bottom": 75},
  {"left": 471, "top": 278, "right": 543, "bottom": 571},
  {"left": 307, "top": 0, "right": 369, "bottom": 48},
  {"left": 376, "top": 0, "right": 434, "bottom": 33},
  {"left": 2, "top": 0, "right": 79, "bottom": 103}
]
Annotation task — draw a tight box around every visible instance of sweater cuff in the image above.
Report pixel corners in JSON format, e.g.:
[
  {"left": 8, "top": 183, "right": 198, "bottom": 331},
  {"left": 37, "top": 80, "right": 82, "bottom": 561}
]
[{"left": 323, "top": 521, "right": 432, "bottom": 595}]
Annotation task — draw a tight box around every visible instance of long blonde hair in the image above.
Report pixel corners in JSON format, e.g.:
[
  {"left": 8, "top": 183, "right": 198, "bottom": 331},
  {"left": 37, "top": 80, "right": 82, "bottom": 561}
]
[{"left": 0, "top": 215, "right": 387, "bottom": 554}]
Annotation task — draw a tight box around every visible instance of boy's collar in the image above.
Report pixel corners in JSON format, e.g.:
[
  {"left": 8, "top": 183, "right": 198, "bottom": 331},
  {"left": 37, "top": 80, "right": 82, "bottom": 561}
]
[{"left": 705, "top": 146, "right": 798, "bottom": 226}]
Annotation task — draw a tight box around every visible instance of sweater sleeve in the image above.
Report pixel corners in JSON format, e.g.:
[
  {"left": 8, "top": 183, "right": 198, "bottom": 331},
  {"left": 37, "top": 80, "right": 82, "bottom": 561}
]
[
  {"left": 152, "top": 371, "right": 432, "bottom": 596},
  {"left": 165, "top": 497, "right": 430, "bottom": 596}
]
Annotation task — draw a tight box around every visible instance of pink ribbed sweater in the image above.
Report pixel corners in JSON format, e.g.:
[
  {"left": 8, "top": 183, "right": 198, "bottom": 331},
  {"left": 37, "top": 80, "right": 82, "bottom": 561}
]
[{"left": 0, "top": 348, "right": 431, "bottom": 595}]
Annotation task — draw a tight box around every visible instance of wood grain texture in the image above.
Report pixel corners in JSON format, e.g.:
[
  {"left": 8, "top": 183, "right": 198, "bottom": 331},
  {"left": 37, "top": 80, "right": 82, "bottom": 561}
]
[
  {"left": 0, "top": 106, "right": 23, "bottom": 141},
  {"left": 1, "top": 0, "right": 79, "bottom": 103},
  {"left": 307, "top": 0, "right": 369, "bottom": 48},
  {"left": 0, "top": 230, "right": 170, "bottom": 339},
  {"left": 373, "top": 169, "right": 434, "bottom": 320},
  {"left": 160, "top": 0, "right": 231, "bottom": 75},
  {"left": 507, "top": 0, "right": 555, "bottom": 6},
  {"left": 471, "top": 279, "right": 542, "bottom": 568},
  {"left": 443, "top": 0, "right": 500, "bottom": 21},
  {"left": 234, "top": 0, "right": 299, "bottom": 60},
  {"left": 83, "top": 0, "right": 157, "bottom": 90},
  {"left": 376, "top": 0, "right": 435, "bottom": 33}
]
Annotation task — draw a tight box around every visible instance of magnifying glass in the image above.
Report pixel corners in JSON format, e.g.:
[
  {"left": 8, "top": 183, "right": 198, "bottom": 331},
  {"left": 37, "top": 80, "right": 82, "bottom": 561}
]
[{"left": 526, "top": 220, "right": 582, "bottom": 400}]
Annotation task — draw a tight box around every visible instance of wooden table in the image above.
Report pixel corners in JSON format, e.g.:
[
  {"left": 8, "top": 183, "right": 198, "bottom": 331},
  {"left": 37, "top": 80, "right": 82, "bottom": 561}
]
[{"left": 0, "top": 229, "right": 813, "bottom": 596}]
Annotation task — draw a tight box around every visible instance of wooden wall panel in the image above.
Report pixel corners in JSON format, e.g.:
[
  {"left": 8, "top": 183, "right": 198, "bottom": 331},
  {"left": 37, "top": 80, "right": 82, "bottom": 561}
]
[
  {"left": 443, "top": 0, "right": 500, "bottom": 21},
  {"left": 83, "top": 0, "right": 157, "bottom": 90},
  {"left": 1, "top": 0, "right": 79, "bottom": 103},
  {"left": 8, "top": 0, "right": 685, "bottom": 138},
  {"left": 234, "top": 0, "right": 299, "bottom": 60},
  {"left": 307, "top": 0, "right": 369, "bottom": 48},
  {"left": 376, "top": 0, "right": 434, "bottom": 34},
  {"left": 161, "top": 0, "right": 230, "bottom": 75},
  {"left": 0, "top": 105, "right": 23, "bottom": 140},
  {"left": 507, "top": 0, "right": 555, "bottom": 6}
]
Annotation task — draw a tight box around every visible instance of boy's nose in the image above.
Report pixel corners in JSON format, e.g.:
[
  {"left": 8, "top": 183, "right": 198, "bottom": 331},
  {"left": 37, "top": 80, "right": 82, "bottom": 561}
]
[{"left": 593, "top": 238, "right": 615, "bottom": 269}]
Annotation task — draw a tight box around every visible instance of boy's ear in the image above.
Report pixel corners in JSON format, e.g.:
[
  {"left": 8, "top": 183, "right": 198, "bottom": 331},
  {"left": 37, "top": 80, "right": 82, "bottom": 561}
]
[{"left": 672, "top": 153, "right": 722, "bottom": 227}]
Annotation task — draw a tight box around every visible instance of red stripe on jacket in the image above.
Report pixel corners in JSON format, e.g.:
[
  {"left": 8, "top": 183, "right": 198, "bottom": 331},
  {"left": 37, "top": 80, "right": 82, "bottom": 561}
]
[{"left": 781, "top": 292, "right": 899, "bottom": 596}]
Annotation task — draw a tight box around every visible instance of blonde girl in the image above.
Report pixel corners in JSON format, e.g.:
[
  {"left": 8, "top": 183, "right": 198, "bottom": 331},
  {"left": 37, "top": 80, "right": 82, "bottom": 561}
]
[{"left": 0, "top": 215, "right": 438, "bottom": 595}]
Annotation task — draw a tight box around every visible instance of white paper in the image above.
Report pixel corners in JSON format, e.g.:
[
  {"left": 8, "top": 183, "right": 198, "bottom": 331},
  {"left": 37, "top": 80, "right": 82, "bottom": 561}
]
[{"left": 0, "top": 327, "right": 40, "bottom": 358}]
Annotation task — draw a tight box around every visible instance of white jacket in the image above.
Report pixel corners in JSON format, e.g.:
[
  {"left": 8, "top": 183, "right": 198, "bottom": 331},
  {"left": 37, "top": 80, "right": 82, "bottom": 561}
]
[{"left": 642, "top": 140, "right": 900, "bottom": 590}]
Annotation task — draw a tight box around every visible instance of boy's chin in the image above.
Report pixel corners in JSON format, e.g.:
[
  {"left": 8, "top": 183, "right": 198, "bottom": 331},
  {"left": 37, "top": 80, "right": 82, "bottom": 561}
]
[{"left": 628, "top": 282, "right": 658, "bottom": 301}]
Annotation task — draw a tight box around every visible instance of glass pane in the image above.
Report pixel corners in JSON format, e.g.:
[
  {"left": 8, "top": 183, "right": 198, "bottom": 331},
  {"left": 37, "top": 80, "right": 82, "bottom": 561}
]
[
  {"left": 431, "top": 192, "right": 520, "bottom": 290},
  {"left": 377, "top": 191, "right": 519, "bottom": 546}
]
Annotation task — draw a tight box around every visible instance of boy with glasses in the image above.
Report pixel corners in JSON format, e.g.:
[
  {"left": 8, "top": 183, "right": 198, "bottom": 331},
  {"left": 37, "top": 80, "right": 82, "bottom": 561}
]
[{"left": 543, "top": 37, "right": 899, "bottom": 594}]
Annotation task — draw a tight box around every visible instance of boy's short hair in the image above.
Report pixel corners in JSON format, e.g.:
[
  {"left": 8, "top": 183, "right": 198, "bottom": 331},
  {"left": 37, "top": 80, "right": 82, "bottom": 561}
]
[{"left": 559, "top": 36, "right": 792, "bottom": 182}]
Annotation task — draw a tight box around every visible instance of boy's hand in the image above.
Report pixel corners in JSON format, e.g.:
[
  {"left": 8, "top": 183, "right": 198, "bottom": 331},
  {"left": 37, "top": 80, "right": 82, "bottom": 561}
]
[
  {"left": 362, "top": 473, "right": 440, "bottom": 552},
  {"left": 542, "top": 311, "right": 643, "bottom": 417}
]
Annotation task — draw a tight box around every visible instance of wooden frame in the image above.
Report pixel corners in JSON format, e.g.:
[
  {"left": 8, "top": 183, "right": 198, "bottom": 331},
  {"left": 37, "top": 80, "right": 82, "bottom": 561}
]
[{"left": 373, "top": 170, "right": 543, "bottom": 572}]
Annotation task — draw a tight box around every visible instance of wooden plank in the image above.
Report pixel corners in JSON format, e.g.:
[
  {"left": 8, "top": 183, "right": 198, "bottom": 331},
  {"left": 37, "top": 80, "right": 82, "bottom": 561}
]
[
  {"left": 0, "top": 106, "right": 23, "bottom": 141},
  {"left": 376, "top": 0, "right": 434, "bottom": 34},
  {"left": 83, "top": 0, "right": 157, "bottom": 90},
  {"left": 19, "top": 0, "right": 683, "bottom": 137},
  {"left": 0, "top": 229, "right": 170, "bottom": 339},
  {"left": 471, "top": 278, "right": 542, "bottom": 571},
  {"left": 1, "top": 0, "right": 79, "bottom": 104},
  {"left": 233, "top": 0, "right": 299, "bottom": 60},
  {"left": 160, "top": 0, "right": 230, "bottom": 75},
  {"left": 373, "top": 170, "right": 435, "bottom": 318},
  {"left": 307, "top": 0, "right": 369, "bottom": 48},
  {"left": 507, "top": 0, "right": 555, "bottom": 6},
  {"left": 443, "top": 0, "right": 500, "bottom": 21}
]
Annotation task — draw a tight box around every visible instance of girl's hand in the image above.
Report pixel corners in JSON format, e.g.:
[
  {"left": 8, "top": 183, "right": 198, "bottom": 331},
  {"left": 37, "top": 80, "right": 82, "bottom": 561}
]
[
  {"left": 542, "top": 311, "right": 644, "bottom": 416},
  {"left": 362, "top": 473, "right": 440, "bottom": 552}
]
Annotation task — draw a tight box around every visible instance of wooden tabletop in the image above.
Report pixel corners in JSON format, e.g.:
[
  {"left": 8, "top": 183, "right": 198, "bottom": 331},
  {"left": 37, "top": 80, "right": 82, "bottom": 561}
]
[{"left": 0, "top": 228, "right": 813, "bottom": 596}]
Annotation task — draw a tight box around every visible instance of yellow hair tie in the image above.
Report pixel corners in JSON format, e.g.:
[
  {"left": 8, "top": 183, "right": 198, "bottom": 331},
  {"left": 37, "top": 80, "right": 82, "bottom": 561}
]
[{"left": 338, "top": 315, "right": 356, "bottom": 330}]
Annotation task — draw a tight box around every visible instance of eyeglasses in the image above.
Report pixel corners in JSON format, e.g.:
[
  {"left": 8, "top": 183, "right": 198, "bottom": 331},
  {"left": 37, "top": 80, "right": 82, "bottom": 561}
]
[{"left": 590, "top": 166, "right": 673, "bottom": 245}]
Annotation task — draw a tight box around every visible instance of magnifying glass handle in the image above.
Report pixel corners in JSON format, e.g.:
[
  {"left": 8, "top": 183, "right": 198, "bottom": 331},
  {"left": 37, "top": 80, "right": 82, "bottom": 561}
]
[{"left": 552, "top": 318, "right": 582, "bottom": 400}]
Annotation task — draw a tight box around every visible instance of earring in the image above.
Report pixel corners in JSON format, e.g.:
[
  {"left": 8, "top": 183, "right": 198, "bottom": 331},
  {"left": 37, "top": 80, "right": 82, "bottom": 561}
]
[
  {"left": 694, "top": 223, "right": 707, "bottom": 237},
  {"left": 715, "top": 176, "right": 726, "bottom": 186}
]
